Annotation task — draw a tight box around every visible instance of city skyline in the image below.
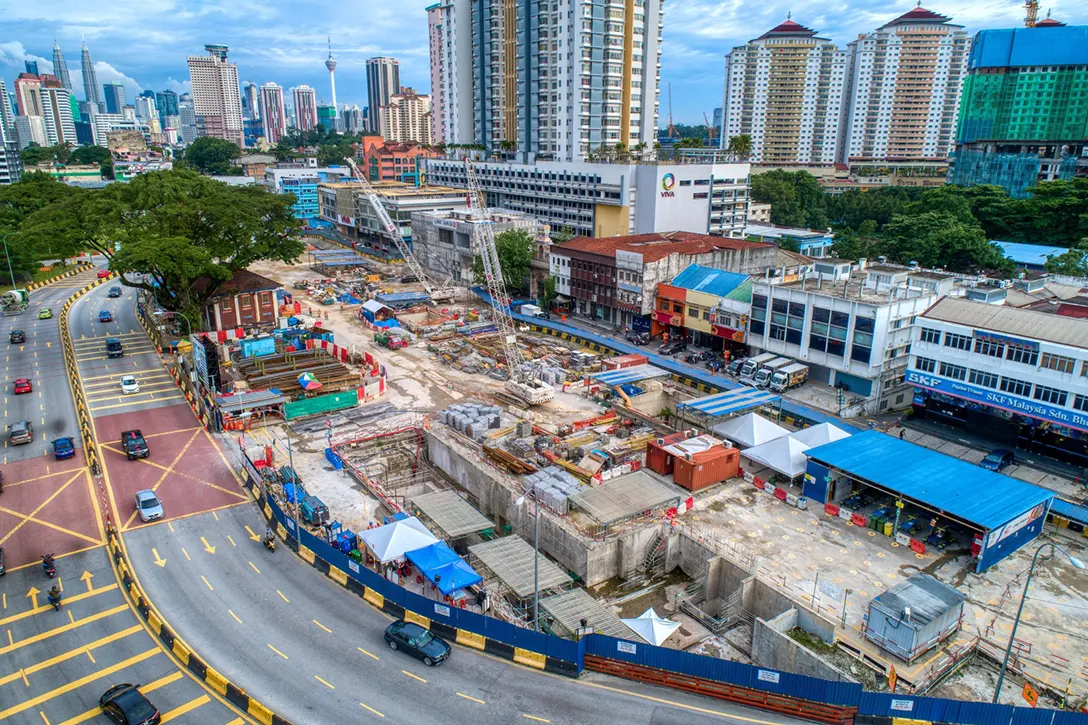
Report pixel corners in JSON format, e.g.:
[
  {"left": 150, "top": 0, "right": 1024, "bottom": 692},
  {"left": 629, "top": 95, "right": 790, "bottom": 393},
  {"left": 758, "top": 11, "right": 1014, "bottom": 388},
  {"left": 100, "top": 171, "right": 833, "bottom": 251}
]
[{"left": 2, "top": 0, "right": 1084, "bottom": 126}]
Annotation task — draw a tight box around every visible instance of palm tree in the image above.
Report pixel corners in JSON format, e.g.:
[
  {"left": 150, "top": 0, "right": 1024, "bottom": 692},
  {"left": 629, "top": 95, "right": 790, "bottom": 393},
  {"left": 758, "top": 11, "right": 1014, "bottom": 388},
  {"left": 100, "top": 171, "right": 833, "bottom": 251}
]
[{"left": 727, "top": 134, "right": 753, "bottom": 159}]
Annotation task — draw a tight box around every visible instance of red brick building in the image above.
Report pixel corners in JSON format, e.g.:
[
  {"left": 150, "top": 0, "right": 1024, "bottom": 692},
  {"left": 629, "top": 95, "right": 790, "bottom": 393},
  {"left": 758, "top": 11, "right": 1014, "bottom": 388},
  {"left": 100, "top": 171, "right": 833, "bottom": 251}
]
[
  {"left": 356, "top": 135, "right": 438, "bottom": 185},
  {"left": 196, "top": 269, "right": 282, "bottom": 332}
]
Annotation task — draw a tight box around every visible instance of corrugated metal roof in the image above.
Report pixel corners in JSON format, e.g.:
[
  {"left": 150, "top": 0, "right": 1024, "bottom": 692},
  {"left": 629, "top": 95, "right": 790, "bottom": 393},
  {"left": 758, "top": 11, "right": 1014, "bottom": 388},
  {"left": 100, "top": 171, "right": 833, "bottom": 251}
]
[
  {"left": 922, "top": 296, "right": 1088, "bottom": 349},
  {"left": 591, "top": 364, "right": 670, "bottom": 386},
  {"left": 1050, "top": 498, "right": 1088, "bottom": 526},
  {"left": 677, "top": 387, "right": 780, "bottom": 418},
  {"left": 969, "top": 27, "right": 1088, "bottom": 70},
  {"left": 870, "top": 573, "right": 966, "bottom": 629},
  {"left": 992, "top": 241, "right": 1069, "bottom": 266},
  {"left": 670, "top": 264, "right": 749, "bottom": 299},
  {"left": 805, "top": 431, "right": 1054, "bottom": 530}
]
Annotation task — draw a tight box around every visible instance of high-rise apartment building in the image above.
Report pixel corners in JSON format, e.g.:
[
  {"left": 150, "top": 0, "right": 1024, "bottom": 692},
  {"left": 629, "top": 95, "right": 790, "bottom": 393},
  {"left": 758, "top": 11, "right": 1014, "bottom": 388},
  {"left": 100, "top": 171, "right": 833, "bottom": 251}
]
[
  {"left": 0, "top": 77, "right": 21, "bottom": 185},
  {"left": 426, "top": 3, "right": 449, "bottom": 145},
  {"left": 81, "top": 41, "right": 104, "bottom": 113},
  {"left": 317, "top": 105, "right": 337, "bottom": 133},
  {"left": 242, "top": 82, "right": 259, "bottom": 121},
  {"left": 429, "top": 0, "right": 663, "bottom": 162},
  {"left": 722, "top": 18, "right": 848, "bottom": 165},
  {"left": 379, "top": 88, "right": 432, "bottom": 144},
  {"left": 0, "top": 77, "right": 15, "bottom": 139},
  {"left": 950, "top": 20, "right": 1088, "bottom": 198},
  {"left": 366, "top": 57, "right": 400, "bottom": 133},
  {"left": 259, "top": 83, "right": 287, "bottom": 144},
  {"left": 155, "top": 90, "right": 179, "bottom": 119},
  {"left": 40, "top": 78, "right": 77, "bottom": 146},
  {"left": 342, "top": 104, "right": 364, "bottom": 135},
  {"left": 178, "top": 93, "right": 198, "bottom": 144},
  {"left": 103, "top": 82, "right": 126, "bottom": 114},
  {"left": 14, "top": 74, "right": 44, "bottom": 116},
  {"left": 841, "top": 6, "right": 970, "bottom": 164},
  {"left": 186, "top": 44, "right": 244, "bottom": 147},
  {"left": 291, "top": 85, "right": 318, "bottom": 132},
  {"left": 52, "top": 41, "right": 73, "bottom": 91},
  {"left": 135, "top": 93, "right": 157, "bottom": 123}
]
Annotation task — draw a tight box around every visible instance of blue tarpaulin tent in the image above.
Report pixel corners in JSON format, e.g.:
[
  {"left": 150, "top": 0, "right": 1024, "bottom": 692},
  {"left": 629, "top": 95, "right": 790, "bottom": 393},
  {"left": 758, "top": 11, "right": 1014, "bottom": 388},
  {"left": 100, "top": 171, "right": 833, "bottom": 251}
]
[{"left": 406, "top": 542, "right": 483, "bottom": 596}]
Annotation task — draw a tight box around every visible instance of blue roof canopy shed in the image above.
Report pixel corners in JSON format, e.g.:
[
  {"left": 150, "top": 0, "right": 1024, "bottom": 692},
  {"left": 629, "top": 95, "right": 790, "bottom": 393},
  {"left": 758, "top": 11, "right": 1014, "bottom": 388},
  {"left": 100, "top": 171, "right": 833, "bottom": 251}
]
[
  {"left": 991, "top": 241, "right": 1069, "bottom": 269},
  {"left": 670, "top": 264, "right": 749, "bottom": 297},
  {"left": 803, "top": 431, "right": 1054, "bottom": 572},
  {"left": 591, "top": 364, "right": 670, "bottom": 386},
  {"left": 677, "top": 387, "right": 781, "bottom": 423},
  {"left": 406, "top": 542, "right": 483, "bottom": 596}
]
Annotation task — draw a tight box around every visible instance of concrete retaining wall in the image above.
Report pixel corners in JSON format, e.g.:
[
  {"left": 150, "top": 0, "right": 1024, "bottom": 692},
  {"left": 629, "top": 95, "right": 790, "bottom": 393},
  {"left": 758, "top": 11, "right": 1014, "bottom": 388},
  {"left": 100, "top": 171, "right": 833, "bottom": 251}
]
[{"left": 752, "top": 609, "right": 857, "bottom": 683}]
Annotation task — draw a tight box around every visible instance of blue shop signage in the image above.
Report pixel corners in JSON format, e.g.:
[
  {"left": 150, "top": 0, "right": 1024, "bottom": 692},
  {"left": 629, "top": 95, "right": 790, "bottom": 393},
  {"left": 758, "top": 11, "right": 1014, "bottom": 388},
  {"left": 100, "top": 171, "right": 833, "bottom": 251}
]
[{"left": 906, "top": 369, "right": 1088, "bottom": 433}]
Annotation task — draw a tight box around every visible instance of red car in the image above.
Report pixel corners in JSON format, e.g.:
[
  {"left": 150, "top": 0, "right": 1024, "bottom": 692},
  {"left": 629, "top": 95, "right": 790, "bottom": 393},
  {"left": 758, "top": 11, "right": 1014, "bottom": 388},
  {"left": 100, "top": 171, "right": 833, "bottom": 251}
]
[
  {"left": 14, "top": 378, "right": 32, "bottom": 395},
  {"left": 97, "top": 270, "right": 111, "bottom": 279}
]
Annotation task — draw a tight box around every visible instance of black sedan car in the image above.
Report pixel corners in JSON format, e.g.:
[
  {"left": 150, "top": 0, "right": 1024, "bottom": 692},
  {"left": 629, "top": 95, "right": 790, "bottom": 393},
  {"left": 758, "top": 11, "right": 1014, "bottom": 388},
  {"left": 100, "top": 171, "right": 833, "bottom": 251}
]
[
  {"left": 108, "top": 286, "right": 123, "bottom": 298},
  {"left": 9, "top": 329, "right": 25, "bottom": 344},
  {"left": 384, "top": 620, "right": 451, "bottom": 666},
  {"left": 979, "top": 448, "right": 1015, "bottom": 472},
  {"left": 99, "top": 683, "right": 161, "bottom": 724}
]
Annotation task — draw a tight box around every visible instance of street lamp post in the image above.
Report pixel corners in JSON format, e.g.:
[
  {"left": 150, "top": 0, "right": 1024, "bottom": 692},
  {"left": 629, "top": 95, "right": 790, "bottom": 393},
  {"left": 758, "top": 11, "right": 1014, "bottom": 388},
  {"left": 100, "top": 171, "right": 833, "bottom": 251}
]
[
  {"left": 516, "top": 485, "right": 541, "bottom": 631},
  {"left": 263, "top": 409, "right": 302, "bottom": 535},
  {"left": 2, "top": 235, "right": 18, "bottom": 290},
  {"left": 992, "top": 542, "right": 1084, "bottom": 703}
]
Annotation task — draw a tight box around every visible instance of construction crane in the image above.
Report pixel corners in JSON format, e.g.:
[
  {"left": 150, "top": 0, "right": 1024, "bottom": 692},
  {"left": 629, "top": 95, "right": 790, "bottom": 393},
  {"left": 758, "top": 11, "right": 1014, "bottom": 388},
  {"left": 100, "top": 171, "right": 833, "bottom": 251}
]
[
  {"left": 1024, "top": 0, "right": 1038, "bottom": 27},
  {"left": 703, "top": 111, "right": 718, "bottom": 146},
  {"left": 342, "top": 157, "right": 456, "bottom": 302},
  {"left": 463, "top": 159, "right": 555, "bottom": 406}
]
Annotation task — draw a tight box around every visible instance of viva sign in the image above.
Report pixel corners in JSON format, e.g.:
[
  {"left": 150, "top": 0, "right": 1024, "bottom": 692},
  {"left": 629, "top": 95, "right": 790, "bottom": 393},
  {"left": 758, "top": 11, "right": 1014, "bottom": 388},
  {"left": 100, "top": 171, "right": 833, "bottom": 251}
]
[
  {"left": 660, "top": 172, "right": 676, "bottom": 198},
  {"left": 906, "top": 369, "right": 1088, "bottom": 433}
]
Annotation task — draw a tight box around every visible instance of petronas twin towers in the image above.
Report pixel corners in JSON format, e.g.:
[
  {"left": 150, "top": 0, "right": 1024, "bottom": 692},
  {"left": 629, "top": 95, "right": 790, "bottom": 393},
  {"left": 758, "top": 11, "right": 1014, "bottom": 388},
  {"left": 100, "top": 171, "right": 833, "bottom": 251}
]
[{"left": 48, "top": 38, "right": 105, "bottom": 113}]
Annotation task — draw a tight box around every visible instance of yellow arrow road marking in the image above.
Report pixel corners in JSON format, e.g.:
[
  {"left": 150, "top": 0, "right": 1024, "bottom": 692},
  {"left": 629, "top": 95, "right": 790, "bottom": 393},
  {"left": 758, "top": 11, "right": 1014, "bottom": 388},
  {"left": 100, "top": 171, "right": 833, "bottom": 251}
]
[
  {"left": 79, "top": 571, "right": 93, "bottom": 592},
  {"left": 152, "top": 549, "right": 167, "bottom": 567},
  {"left": 200, "top": 536, "right": 215, "bottom": 554}
]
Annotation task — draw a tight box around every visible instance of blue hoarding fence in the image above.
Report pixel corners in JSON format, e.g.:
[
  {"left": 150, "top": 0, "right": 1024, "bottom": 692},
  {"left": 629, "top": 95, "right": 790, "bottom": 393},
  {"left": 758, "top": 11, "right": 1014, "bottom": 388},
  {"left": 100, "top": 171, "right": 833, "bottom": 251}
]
[{"left": 239, "top": 451, "right": 1081, "bottom": 725}]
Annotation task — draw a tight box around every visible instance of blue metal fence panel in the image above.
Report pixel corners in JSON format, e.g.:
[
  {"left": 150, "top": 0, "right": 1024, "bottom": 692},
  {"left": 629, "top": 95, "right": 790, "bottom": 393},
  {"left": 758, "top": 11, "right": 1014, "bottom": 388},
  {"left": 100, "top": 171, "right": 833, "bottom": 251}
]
[
  {"left": 452, "top": 608, "right": 490, "bottom": 637},
  {"left": 513, "top": 628, "right": 550, "bottom": 654},
  {"left": 1009, "top": 707, "right": 1064, "bottom": 725},
  {"left": 546, "top": 635, "right": 579, "bottom": 663},
  {"left": 1052, "top": 711, "right": 1088, "bottom": 725},
  {"left": 481, "top": 616, "right": 518, "bottom": 643}
]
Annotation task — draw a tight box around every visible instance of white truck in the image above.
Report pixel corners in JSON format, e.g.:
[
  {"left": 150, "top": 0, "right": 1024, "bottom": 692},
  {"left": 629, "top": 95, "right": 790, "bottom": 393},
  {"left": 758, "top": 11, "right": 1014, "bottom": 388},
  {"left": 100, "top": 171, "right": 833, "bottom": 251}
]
[
  {"left": 754, "top": 357, "right": 792, "bottom": 388},
  {"left": 769, "top": 363, "right": 809, "bottom": 393},
  {"left": 739, "top": 353, "right": 776, "bottom": 382}
]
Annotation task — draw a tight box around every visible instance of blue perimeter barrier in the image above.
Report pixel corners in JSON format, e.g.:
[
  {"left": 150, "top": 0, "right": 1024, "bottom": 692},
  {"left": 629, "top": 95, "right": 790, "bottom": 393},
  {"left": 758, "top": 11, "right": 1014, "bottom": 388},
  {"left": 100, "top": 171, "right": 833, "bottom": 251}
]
[
  {"left": 243, "top": 433, "right": 1075, "bottom": 724},
  {"left": 468, "top": 287, "right": 864, "bottom": 432}
]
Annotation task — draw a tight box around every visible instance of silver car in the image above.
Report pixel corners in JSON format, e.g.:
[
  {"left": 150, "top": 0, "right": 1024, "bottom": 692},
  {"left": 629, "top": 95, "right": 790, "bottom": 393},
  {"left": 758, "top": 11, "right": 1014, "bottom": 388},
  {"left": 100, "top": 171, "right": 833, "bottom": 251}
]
[{"left": 134, "top": 490, "right": 164, "bottom": 522}]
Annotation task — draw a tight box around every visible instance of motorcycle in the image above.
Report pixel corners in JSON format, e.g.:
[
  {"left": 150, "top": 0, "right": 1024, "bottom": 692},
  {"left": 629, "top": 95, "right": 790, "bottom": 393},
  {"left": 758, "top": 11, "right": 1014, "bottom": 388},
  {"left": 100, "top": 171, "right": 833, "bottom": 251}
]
[
  {"left": 0, "top": 470, "right": 4, "bottom": 495},
  {"left": 263, "top": 535, "right": 276, "bottom": 552},
  {"left": 48, "top": 590, "right": 63, "bottom": 611},
  {"left": 41, "top": 553, "right": 56, "bottom": 579}
]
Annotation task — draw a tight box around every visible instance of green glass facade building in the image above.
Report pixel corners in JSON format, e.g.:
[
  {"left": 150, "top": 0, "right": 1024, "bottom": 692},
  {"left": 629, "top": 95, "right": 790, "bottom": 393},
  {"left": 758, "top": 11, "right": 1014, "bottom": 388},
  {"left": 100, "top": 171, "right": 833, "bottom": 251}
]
[{"left": 950, "top": 24, "right": 1088, "bottom": 197}]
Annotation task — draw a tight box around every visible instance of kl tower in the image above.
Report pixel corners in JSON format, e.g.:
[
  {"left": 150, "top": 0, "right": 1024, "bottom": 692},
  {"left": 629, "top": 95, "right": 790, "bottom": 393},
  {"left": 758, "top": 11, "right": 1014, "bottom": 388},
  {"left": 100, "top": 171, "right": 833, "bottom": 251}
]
[{"left": 325, "top": 36, "right": 338, "bottom": 122}]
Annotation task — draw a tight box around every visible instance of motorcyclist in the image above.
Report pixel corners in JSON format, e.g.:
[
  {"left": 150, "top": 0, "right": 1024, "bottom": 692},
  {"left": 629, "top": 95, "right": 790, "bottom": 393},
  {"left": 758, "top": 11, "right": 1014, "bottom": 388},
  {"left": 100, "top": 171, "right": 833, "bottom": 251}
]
[
  {"left": 48, "top": 585, "right": 62, "bottom": 608},
  {"left": 264, "top": 527, "right": 276, "bottom": 549},
  {"left": 41, "top": 553, "right": 55, "bottom": 574}
]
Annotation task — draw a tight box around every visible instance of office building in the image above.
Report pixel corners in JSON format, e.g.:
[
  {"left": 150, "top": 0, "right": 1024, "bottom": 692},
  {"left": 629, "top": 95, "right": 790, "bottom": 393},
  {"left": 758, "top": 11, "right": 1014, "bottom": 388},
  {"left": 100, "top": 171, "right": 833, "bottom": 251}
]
[
  {"left": 242, "top": 82, "right": 259, "bottom": 121},
  {"left": 722, "top": 17, "right": 848, "bottom": 165},
  {"left": 52, "top": 41, "right": 73, "bottom": 91},
  {"left": 841, "top": 6, "right": 970, "bottom": 164},
  {"left": 0, "top": 80, "right": 21, "bottom": 185},
  {"left": 949, "top": 21, "right": 1088, "bottom": 198},
  {"left": 378, "top": 88, "right": 432, "bottom": 144},
  {"left": 186, "top": 44, "right": 244, "bottom": 147},
  {"left": 155, "top": 90, "right": 179, "bottom": 119},
  {"left": 429, "top": 0, "right": 662, "bottom": 162},
  {"left": 551, "top": 232, "right": 775, "bottom": 330},
  {"left": 25, "top": 61, "right": 39, "bottom": 76},
  {"left": 325, "top": 37, "right": 338, "bottom": 125},
  {"left": 40, "top": 79, "right": 78, "bottom": 146},
  {"left": 13, "top": 116, "right": 47, "bottom": 148},
  {"left": 89, "top": 113, "right": 139, "bottom": 146},
  {"left": 265, "top": 167, "right": 350, "bottom": 225},
  {"left": 13, "top": 73, "right": 43, "bottom": 116},
  {"left": 135, "top": 93, "right": 157, "bottom": 123},
  {"left": 259, "top": 83, "right": 287, "bottom": 144},
  {"left": 426, "top": 3, "right": 450, "bottom": 144},
  {"left": 413, "top": 207, "right": 539, "bottom": 284},
  {"left": 103, "top": 81, "right": 126, "bottom": 114},
  {"left": 81, "top": 41, "right": 104, "bottom": 113},
  {"left": 178, "top": 93, "right": 198, "bottom": 144},
  {"left": 359, "top": 135, "right": 438, "bottom": 184},
  {"left": 0, "top": 77, "right": 15, "bottom": 141},
  {"left": 291, "top": 85, "right": 318, "bottom": 132},
  {"left": 366, "top": 57, "right": 400, "bottom": 133},
  {"left": 909, "top": 296, "right": 1088, "bottom": 466},
  {"left": 747, "top": 262, "right": 962, "bottom": 415},
  {"left": 317, "top": 105, "right": 337, "bottom": 133},
  {"left": 342, "top": 104, "right": 365, "bottom": 135},
  {"left": 424, "top": 155, "right": 750, "bottom": 239}
]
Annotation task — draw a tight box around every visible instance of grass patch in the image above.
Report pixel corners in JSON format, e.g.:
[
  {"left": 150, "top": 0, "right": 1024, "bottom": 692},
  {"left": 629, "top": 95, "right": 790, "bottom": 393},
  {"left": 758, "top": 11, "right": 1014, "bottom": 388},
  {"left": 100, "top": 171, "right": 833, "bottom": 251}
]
[
  {"left": 0, "top": 265, "right": 76, "bottom": 294},
  {"left": 788, "top": 627, "right": 836, "bottom": 655}
]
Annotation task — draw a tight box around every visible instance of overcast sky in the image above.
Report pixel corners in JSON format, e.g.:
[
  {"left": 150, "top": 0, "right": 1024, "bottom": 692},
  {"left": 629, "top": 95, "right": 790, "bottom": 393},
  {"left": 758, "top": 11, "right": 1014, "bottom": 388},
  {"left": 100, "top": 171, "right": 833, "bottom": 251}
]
[{"left": 1, "top": 0, "right": 1084, "bottom": 126}]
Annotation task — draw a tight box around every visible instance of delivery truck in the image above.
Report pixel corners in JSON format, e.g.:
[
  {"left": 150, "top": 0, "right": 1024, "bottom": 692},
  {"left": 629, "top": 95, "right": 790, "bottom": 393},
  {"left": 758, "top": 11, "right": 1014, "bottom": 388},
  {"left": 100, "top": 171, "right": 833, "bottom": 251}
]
[
  {"left": 739, "top": 353, "right": 776, "bottom": 382},
  {"left": 769, "top": 363, "right": 809, "bottom": 393},
  {"left": 754, "top": 357, "right": 792, "bottom": 388}
]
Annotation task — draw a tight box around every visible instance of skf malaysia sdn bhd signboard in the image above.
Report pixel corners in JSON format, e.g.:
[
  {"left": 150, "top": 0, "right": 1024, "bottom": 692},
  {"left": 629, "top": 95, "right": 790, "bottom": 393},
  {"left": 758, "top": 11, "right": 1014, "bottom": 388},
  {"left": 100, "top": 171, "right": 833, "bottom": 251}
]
[{"left": 905, "top": 369, "right": 1088, "bottom": 433}]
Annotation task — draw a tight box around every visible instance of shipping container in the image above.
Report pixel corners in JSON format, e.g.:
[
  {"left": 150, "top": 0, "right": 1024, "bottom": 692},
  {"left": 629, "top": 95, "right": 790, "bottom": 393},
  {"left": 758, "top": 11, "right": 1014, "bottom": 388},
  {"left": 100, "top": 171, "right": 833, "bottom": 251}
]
[
  {"left": 645, "top": 431, "right": 689, "bottom": 475},
  {"left": 674, "top": 446, "right": 740, "bottom": 491},
  {"left": 602, "top": 353, "right": 649, "bottom": 371}
]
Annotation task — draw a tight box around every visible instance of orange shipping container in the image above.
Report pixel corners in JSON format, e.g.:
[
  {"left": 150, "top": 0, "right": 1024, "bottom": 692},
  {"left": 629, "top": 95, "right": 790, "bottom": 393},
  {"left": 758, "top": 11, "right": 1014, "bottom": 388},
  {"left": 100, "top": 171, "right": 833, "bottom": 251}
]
[
  {"left": 645, "top": 431, "right": 689, "bottom": 475},
  {"left": 673, "top": 446, "right": 739, "bottom": 492},
  {"left": 602, "top": 353, "right": 649, "bottom": 371}
]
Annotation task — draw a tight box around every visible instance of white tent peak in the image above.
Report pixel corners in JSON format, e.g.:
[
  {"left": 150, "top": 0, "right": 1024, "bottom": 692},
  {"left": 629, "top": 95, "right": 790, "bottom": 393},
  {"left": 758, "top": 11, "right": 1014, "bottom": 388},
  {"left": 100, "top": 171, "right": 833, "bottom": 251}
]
[
  {"left": 358, "top": 516, "right": 439, "bottom": 563},
  {"left": 711, "top": 412, "right": 789, "bottom": 449},
  {"left": 621, "top": 607, "right": 682, "bottom": 646}
]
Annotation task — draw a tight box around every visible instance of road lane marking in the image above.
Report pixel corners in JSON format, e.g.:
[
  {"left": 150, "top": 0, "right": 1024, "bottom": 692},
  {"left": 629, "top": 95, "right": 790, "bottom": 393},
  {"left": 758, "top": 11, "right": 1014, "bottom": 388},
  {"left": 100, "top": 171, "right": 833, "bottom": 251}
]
[
  {"left": 212, "top": 511, "right": 219, "bottom": 522},
  {"left": 357, "top": 647, "right": 380, "bottom": 661},
  {"left": 39, "top": 711, "right": 50, "bottom": 724},
  {"left": 457, "top": 692, "right": 486, "bottom": 704},
  {"left": 228, "top": 610, "right": 242, "bottom": 624},
  {"left": 575, "top": 677, "right": 798, "bottom": 724},
  {"left": 0, "top": 470, "right": 89, "bottom": 546},
  {"left": 248, "top": 561, "right": 261, "bottom": 574},
  {"left": 0, "top": 584, "right": 119, "bottom": 627},
  {"left": 359, "top": 702, "right": 385, "bottom": 718},
  {"left": 268, "top": 644, "right": 289, "bottom": 660},
  {"left": 523, "top": 716, "right": 550, "bottom": 723},
  {"left": 313, "top": 619, "right": 332, "bottom": 633},
  {"left": 182, "top": 548, "right": 191, "bottom": 561},
  {"left": 54, "top": 672, "right": 183, "bottom": 725},
  {"left": 159, "top": 694, "right": 210, "bottom": 723},
  {"left": 401, "top": 670, "right": 427, "bottom": 684},
  {"left": 277, "top": 590, "right": 290, "bottom": 603},
  {"left": 227, "top": 535, "right": 236, "bottom": 547},
  {"left": 0, "top": 647, "right": 159, "bottom": 720},
  {"left": 315, "top": 675, "right": 336, "bottom": 689},
  {"left": 202, "top": 576, "right": 214, "bottom": 591}
]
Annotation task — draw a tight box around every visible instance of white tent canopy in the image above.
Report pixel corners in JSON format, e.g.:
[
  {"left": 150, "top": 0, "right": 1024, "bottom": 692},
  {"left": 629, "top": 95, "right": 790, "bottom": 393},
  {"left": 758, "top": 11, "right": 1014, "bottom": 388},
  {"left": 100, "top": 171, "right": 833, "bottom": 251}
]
[
  {"left": 742, "top": 435, "right": 813, "bottom": 479},
  {"left": 357, "top": 516, "right": 439, "bottom": 563},
  {"left": 790, "top": 422, "right": 850, "bottom": 447},
  {"left": 711, "top": 413, "right": 789, "bottom": 449},
  {"left": 621, "top": 607, "right": 682, "bottom": 646}
]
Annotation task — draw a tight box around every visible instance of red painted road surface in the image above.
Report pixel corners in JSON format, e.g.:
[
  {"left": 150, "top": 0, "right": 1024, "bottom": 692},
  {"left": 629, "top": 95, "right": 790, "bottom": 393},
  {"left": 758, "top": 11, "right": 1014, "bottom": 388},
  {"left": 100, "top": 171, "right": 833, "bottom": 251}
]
[
  {"left": 0, "top": 450, "right": 104, "bottom": 569},
  {"left": 95, "top": 403, "right": 249, "bottom": 530}
]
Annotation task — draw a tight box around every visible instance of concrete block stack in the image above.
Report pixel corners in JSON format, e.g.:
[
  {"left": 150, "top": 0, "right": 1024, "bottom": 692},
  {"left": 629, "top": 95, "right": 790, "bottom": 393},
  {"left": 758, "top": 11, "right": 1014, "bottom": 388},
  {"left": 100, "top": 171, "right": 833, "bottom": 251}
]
[
  {"left": 439, "top": 402, "right": 502, "bottom": 440},
  {"left": 524, "top": 466, "right": 585, "bottom": 515}
]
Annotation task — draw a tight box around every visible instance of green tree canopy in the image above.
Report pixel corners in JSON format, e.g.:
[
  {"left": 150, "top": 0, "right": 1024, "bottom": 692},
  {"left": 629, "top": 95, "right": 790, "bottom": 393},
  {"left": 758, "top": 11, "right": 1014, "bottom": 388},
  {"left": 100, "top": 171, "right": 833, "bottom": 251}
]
[
  {"left": 880, "top": 211, "right": 1011, "bottom": 273},
  {"left": 1044, "top": 239, "right": 1088, "bottom": 276},
  {"left": 750, "top": 170, "right": 828, "bottom": 228},
  {"left": 726, "top": 134, "right": 752, "bottom": 157},
  {"left": 19, "top": 143, "right": 71, "bottom": 167},
  {"left": 472, "top": 229, "right": 536, "bottom": 293},
  {"left": 179, "top": 137, "right": 241, "bottom": 174}
]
